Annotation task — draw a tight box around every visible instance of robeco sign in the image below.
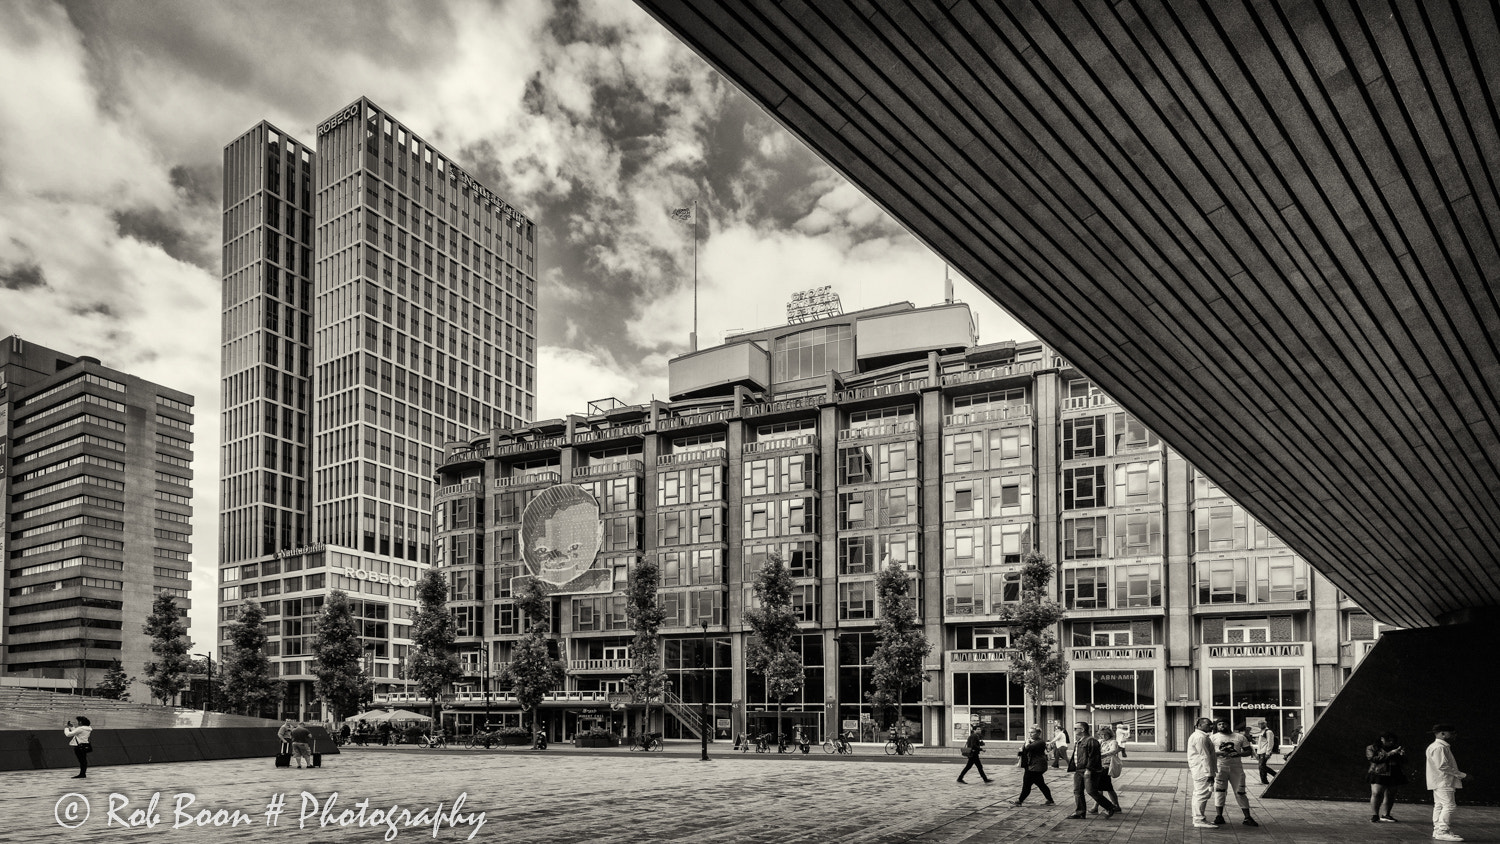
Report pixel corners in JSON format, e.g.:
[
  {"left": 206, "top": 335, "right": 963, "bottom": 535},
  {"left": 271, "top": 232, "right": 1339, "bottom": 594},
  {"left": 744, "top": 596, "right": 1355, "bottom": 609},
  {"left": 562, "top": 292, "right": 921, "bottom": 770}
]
[
  {"left": 342, "top": 568, "right": 416, "bottom": 589},
  {"left": 318, "top": 104, "right": 361, "bottom": 136}
]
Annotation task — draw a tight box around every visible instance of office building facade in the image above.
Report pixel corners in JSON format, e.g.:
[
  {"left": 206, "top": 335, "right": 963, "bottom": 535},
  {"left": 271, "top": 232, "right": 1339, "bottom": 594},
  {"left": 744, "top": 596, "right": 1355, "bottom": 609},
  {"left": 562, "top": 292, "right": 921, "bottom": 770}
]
[
  {"left": 1, "top": 336, "right": 194, "bottom": 702},
  {"left": 424, "top": 301, "right": 1385, "bottom": 750},
  {"left": 219, "top": 97, "right": 536, "bottom": 717}
]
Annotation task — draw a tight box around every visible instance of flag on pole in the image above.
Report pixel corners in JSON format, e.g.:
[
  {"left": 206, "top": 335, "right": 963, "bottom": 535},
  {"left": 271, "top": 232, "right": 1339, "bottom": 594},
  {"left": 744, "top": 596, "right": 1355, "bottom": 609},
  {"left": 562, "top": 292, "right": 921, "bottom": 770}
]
[{"left": 669, "top": 206, "right": 693, "bottom": 222}]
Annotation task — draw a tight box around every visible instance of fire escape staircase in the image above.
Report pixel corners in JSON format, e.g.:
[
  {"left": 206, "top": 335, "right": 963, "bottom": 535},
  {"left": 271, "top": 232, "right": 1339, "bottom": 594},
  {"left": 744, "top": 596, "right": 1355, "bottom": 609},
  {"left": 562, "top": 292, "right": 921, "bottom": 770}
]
[{"left": 661, "top": 688, "right": 705, "bottom": 739}]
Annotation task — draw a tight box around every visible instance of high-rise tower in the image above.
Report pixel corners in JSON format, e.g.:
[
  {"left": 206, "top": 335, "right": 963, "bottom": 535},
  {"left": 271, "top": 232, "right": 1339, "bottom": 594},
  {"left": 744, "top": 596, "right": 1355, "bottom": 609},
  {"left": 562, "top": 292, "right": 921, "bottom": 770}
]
[
  {"left": 219, "top": 98, "right": 537, "bottom": 717},
  {"left": 1, "top": 336, "right": 194, "bottom": 702}
]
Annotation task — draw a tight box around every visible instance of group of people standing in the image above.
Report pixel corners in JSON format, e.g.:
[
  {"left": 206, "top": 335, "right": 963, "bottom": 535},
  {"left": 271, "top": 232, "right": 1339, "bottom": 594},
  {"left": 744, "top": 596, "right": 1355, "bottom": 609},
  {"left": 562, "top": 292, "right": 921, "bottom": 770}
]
[{"left": 955, "top": 721, "right": 1127, "bottom": 819}]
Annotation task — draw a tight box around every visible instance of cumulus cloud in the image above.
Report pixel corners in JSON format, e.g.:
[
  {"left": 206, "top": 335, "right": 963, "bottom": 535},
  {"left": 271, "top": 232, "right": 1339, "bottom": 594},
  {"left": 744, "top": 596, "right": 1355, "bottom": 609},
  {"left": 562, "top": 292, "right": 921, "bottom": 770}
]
[{"left": 2, "top": 0, "right": 1033, "bottom": 647}]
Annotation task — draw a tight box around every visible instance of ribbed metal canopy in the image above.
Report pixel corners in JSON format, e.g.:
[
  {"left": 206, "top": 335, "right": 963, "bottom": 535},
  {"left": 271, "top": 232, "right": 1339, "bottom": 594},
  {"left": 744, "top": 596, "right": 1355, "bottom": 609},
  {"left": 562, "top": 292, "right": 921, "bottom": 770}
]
[{"left": 635, "top": 0, "right": 1500, "bottom": 628}]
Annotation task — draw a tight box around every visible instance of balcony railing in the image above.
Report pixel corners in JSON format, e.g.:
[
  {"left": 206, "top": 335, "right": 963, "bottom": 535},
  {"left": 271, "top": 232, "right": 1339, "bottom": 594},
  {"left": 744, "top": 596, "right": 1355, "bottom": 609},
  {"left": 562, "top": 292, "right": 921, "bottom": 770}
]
[
  {"left": 1204, "top": 643, "right": 1305, "bottom": 658},
  {"left": 656, "top": 447, "right": 728, "bottom": 466},
  {"left": 943, "top": 405, "right": 1032, "bottom": 427},
  {"left": 742, "top": 394, "right": 825, "bottom": 417},
  {"left": 940, "top": 360, "right": 1041, "bottom": 386},
  {"left": 372, "top": 689, "right": 622, "bottom": 706},
  {"left": 567, "top": 658, "right": 633, "bottom": 672},
  {"left": 441, "top": 448, "right": 489, "bottom": 467},
  {"left": 572, "top": 422, "right": 647, "bottom": 444},
  {"left": 838, "top": 420, "right": 917, "bottom": 441},
  {"left": 657, "top": 410, "right": 731, "bottom": 431},
  {"left": 493, "top": 436, "right": 565, "bottom": 457},
  {"left": 834, "top": 378, "right": 927, "bottom": 403},
  {"left": 1061, "top": 393, "right": 1115, "bottom": 410},
  {"left": 1068, "top": 645, "right": 1162, "bottom": 661},
  {"left": 435, "top": 480, "right": 483, "bottom": 499},
  {"left": 494, "top": 471, "right": 561, "bottom": 488},
  {"left": 743, "top": 434, "right": 816, "bottom": 454},
  {"left": 1339, "top": 639, "right": 1377, "bottom": 663},
  {"left": 947, "top": 649, "right": 1016, "bottom": 664},
  {"left": 572, "top": 459, "right": 645, "bottom": 478}
]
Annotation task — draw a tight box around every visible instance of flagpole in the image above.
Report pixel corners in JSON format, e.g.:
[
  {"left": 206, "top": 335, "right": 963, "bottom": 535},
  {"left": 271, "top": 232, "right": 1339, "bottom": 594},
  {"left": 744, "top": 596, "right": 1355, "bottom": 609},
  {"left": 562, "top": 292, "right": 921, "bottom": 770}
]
[{"left": 692, "top": 199, "right": 698, "bottom": 352}]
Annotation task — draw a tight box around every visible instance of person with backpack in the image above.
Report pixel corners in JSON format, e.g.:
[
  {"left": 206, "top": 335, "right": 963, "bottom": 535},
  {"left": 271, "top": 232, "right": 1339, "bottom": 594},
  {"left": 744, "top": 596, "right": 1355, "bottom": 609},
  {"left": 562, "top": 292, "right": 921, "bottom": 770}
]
[
  {"left": 956, "top": 724, "right": 991, "bottom": 784},
  {"left": 1013, "top": 726, "right": 1055, "bottom": 805}
]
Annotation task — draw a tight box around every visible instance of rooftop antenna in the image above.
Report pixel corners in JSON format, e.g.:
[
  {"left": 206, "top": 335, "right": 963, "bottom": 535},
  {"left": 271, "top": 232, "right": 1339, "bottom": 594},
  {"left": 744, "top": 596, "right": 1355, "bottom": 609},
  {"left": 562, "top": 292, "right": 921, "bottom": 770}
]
[{"left": 944, "top": 264, "right": 955, "bottom": 304}]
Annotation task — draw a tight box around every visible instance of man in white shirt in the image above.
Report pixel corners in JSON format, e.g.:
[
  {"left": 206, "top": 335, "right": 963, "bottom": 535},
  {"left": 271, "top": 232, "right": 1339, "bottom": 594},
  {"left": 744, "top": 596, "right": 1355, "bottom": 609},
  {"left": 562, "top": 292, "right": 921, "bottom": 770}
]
[
  {"left": 1255, "top": 723, "right": 1277, "bottom": 784},
  {"left": 1426, "top": 724, "right": 1470, "bottom": 842},
  {"left": 1210, "top": 718, "right": 1258, "bottom": 826},
  {"left": 1186, "top": 717, "right": 1219, "bottom": 830}
]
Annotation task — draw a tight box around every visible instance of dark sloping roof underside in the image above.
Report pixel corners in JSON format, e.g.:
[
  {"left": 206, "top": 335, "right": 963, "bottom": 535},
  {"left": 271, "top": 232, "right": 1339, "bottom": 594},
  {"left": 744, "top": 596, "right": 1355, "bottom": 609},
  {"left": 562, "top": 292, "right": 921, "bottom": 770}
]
[{"left": 636, "top": 0, "right": 1500, "bottom": 628}]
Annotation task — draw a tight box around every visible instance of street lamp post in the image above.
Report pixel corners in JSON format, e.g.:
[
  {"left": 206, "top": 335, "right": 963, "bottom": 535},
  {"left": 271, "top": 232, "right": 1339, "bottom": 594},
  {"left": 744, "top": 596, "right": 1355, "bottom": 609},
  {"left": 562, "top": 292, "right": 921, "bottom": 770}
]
[
  {"left": 830, "top": 632, "right": 841, "bottom": 744},
  {"left": 483, "top": 649, "right": 492, "bottom": 730},
  {"left": 699, "top": 619, "right": 710, "bottom": 762},
  {"left": 192, "top": 652, "right": 213, "bottom": 712}
]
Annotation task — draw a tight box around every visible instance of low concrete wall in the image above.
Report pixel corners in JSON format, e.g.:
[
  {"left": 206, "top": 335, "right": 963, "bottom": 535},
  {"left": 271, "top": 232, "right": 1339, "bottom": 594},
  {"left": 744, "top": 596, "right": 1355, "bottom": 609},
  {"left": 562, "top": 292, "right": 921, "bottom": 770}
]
[
  {"left": 1265, "top": 623, "right": 1499, "bottom": 805},
  {"left": 0, "top": 726, "right": 340, "bottom": 772}
]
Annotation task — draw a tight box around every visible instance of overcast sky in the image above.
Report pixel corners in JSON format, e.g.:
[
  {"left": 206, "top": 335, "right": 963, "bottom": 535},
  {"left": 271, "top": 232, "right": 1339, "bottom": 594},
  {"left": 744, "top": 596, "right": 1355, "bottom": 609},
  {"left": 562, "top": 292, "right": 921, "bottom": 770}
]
[{"left": 0, "top": 0, "right": 1034, "bottom": 653}]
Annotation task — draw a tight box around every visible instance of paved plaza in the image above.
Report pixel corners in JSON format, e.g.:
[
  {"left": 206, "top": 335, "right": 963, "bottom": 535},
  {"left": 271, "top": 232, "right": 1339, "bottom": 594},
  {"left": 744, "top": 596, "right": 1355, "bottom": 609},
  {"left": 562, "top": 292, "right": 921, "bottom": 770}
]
[{"left": 4, "top": 744, "right": 1497, "bottom": 844}]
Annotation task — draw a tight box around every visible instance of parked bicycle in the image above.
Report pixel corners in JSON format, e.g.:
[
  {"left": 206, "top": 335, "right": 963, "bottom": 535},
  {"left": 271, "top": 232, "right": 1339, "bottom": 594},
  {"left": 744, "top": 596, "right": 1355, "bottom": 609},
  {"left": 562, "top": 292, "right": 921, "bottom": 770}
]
[
  {"left": 465, "top": 729, "right": 500, "bottom": 749},
  {"left": 754, "top": 731, "right": 775, "bottom": 753},
  {"left": 629, "top": 732, "right": 664, "bottom": 752},
  {"left": 417, "top": 730, "right": 448, "bottom": 749},
  {"left": 823, "top": 730, "right": 856, "bottom": 755},
  {"left": 532, "top": 730, "right": 548, "bottom": 751},
  {"left": 884, "top": 733, "right": 916, "bottom": 756}
]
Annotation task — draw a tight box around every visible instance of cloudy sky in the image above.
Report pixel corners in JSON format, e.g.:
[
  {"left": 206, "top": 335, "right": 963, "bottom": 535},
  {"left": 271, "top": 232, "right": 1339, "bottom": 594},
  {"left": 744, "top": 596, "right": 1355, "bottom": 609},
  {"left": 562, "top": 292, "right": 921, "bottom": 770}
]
[{"left": 0, "top": 0, "right": 1034, "bottom": 650}]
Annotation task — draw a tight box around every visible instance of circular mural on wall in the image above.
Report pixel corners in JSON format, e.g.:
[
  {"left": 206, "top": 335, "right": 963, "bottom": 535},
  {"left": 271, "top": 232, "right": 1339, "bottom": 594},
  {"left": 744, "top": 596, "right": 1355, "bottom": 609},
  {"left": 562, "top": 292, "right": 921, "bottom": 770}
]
[{"left": 517, "top": 483, "right": 610, "bottom": 595}]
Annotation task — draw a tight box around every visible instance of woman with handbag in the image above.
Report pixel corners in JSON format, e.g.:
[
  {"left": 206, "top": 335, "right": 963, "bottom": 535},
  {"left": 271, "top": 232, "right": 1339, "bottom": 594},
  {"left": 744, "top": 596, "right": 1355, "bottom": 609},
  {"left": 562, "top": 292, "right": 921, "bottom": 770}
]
[
  {"left": 64, "top": 716, "right": 93, "bottom": 779},
  {"left": 1096, "top": 725, "right": 1125, "bottom": 812}
]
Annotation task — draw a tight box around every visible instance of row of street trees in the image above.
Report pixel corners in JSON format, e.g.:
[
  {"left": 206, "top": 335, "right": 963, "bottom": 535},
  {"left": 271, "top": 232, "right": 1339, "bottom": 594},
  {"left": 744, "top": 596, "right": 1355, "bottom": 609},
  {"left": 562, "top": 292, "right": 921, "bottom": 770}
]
[{"left": 119, "top": 548, "right": 1066, "bottom": 733}]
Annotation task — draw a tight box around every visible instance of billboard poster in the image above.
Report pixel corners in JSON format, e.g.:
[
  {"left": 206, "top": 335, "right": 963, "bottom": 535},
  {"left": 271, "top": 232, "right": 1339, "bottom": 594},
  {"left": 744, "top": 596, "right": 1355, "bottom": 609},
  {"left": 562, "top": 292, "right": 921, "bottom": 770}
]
[{"left": 513, "top": 484, "right": 611, "bottom": 595}]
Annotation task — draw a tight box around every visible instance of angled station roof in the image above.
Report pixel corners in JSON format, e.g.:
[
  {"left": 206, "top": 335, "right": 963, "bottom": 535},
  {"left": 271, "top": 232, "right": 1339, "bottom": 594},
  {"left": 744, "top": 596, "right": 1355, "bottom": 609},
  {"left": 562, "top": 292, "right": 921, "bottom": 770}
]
[{"left": 635, "top": 0, "right": 1500, "bottom": 628}]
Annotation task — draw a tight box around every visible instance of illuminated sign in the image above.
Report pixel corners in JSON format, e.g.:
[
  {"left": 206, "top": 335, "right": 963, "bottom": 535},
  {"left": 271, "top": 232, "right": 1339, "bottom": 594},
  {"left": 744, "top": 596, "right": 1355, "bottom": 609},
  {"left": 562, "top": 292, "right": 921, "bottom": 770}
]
[
  {"left": 515, "top": 484, "right": 610, "bottom": 595},
  {"left": 275, "top": 543, "right": 326, "bottom": 559}
]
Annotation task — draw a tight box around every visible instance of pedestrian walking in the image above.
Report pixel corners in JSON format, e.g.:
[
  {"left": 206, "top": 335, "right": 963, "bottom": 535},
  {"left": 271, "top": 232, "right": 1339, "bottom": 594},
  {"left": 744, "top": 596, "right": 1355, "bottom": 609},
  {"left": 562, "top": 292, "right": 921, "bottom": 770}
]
[
  {"left": 956, "top": 724, "right": 992, "bottom": 784},
  {"left": 290, "top": 721, "right": 314, "bottom": 769},
  {"left": 1050, "top": 723, "right": 1069, "bottom": 769},
  {"left": 1255, "top": 721, "right": 1278, "bottom": 784},
  {"left": 1366, "top": 732, "right": 1407, "bottom": 823},
  {"left": 1065, "top": 721, "right": 1119, "bottom": 820},
  {"left": 1425, "top": 724, "right": 1470, "bottom": 842},
  {"left": 1187, "top": 716, "right": 1219, "bottom": 830},
  {"left": 1013, "top": 727, "right": 1055, "bottom": 806},
  {"left": 1210, "top": 718, "right": 1259, "bottom": 826},
  {"left": 63, "top": 715, "right": 93, "bottom": 779},
  {"left": 1096, "top": 725, "right": 1125, "bottom": 811}
]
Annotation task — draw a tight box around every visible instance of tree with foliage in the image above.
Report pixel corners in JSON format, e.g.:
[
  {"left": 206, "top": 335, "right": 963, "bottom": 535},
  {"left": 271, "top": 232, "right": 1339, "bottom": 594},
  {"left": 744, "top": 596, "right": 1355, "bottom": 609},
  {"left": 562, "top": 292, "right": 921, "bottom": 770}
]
[
  {"left": 1000, "top": 552, "right": 1069, "bottom": 728},
  {"left": 95, "top": 659, "right": 134, "bottom": 701},
  {"left": 143, "top": 594, "right": 191, "bottom": 706},
  {"left": 311, "top": 590, "right": 373, "bottom": 722},
  {"left": 219, "top": 601, "right": 286, "bottom": 717},
  {"left": 744, "top": 552, "right": 804, "bottom": 745},
  {"left": 625, "top": 555, "right": 668, "bottom": 739},
  {"left": 501, "top": 577, "right": 566, "bottom": 740},
  {"left": 408, "top": 567, "right": 463, "bottom": 726},
  {"left": 868, "top": 560, "right": 932, "bottom": 731}
]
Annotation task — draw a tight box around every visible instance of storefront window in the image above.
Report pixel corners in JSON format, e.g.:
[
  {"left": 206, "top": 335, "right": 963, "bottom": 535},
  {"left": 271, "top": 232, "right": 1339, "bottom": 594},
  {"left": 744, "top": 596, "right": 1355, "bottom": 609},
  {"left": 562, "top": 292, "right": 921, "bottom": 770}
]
[
  {"left": 952, "top": 671, "right": 1026, "bottom": 742},
  {"left": 1210, "top": 668, "right": 1301, "bottom": 746},
  {"left": 664, "top": 635, "right": 733, "bottom": 739},
  {"left": 1073, "top": 669, "right": 1156, "bottom": 743},
  {"left": 747, "top": 634, "right": 825, "bottom": 742},
  {"left": 837, "top": 632, "right": 922, "bottom": 744}
]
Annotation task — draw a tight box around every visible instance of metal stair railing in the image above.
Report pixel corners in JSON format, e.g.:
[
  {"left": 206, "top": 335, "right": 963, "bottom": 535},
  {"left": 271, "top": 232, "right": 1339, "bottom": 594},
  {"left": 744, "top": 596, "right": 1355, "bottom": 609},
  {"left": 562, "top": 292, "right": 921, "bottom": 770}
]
[{"left": 660, "top": 687, "right": 704, "bottom": 739}]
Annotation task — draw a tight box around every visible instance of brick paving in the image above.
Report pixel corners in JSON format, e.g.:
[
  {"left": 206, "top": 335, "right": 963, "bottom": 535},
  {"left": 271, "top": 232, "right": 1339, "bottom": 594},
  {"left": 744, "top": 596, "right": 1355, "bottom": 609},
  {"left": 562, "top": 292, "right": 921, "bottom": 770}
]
[{"left": 4, "top": 744, "right": 1497, "bottom": 844}]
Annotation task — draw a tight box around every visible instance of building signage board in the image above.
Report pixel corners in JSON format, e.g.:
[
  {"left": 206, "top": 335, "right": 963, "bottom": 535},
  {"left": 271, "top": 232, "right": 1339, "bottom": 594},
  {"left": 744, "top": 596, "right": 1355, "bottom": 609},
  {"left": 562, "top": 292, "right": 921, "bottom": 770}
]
[{"left": 513, "top": 484, "right": 610, "bottom": 596}]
